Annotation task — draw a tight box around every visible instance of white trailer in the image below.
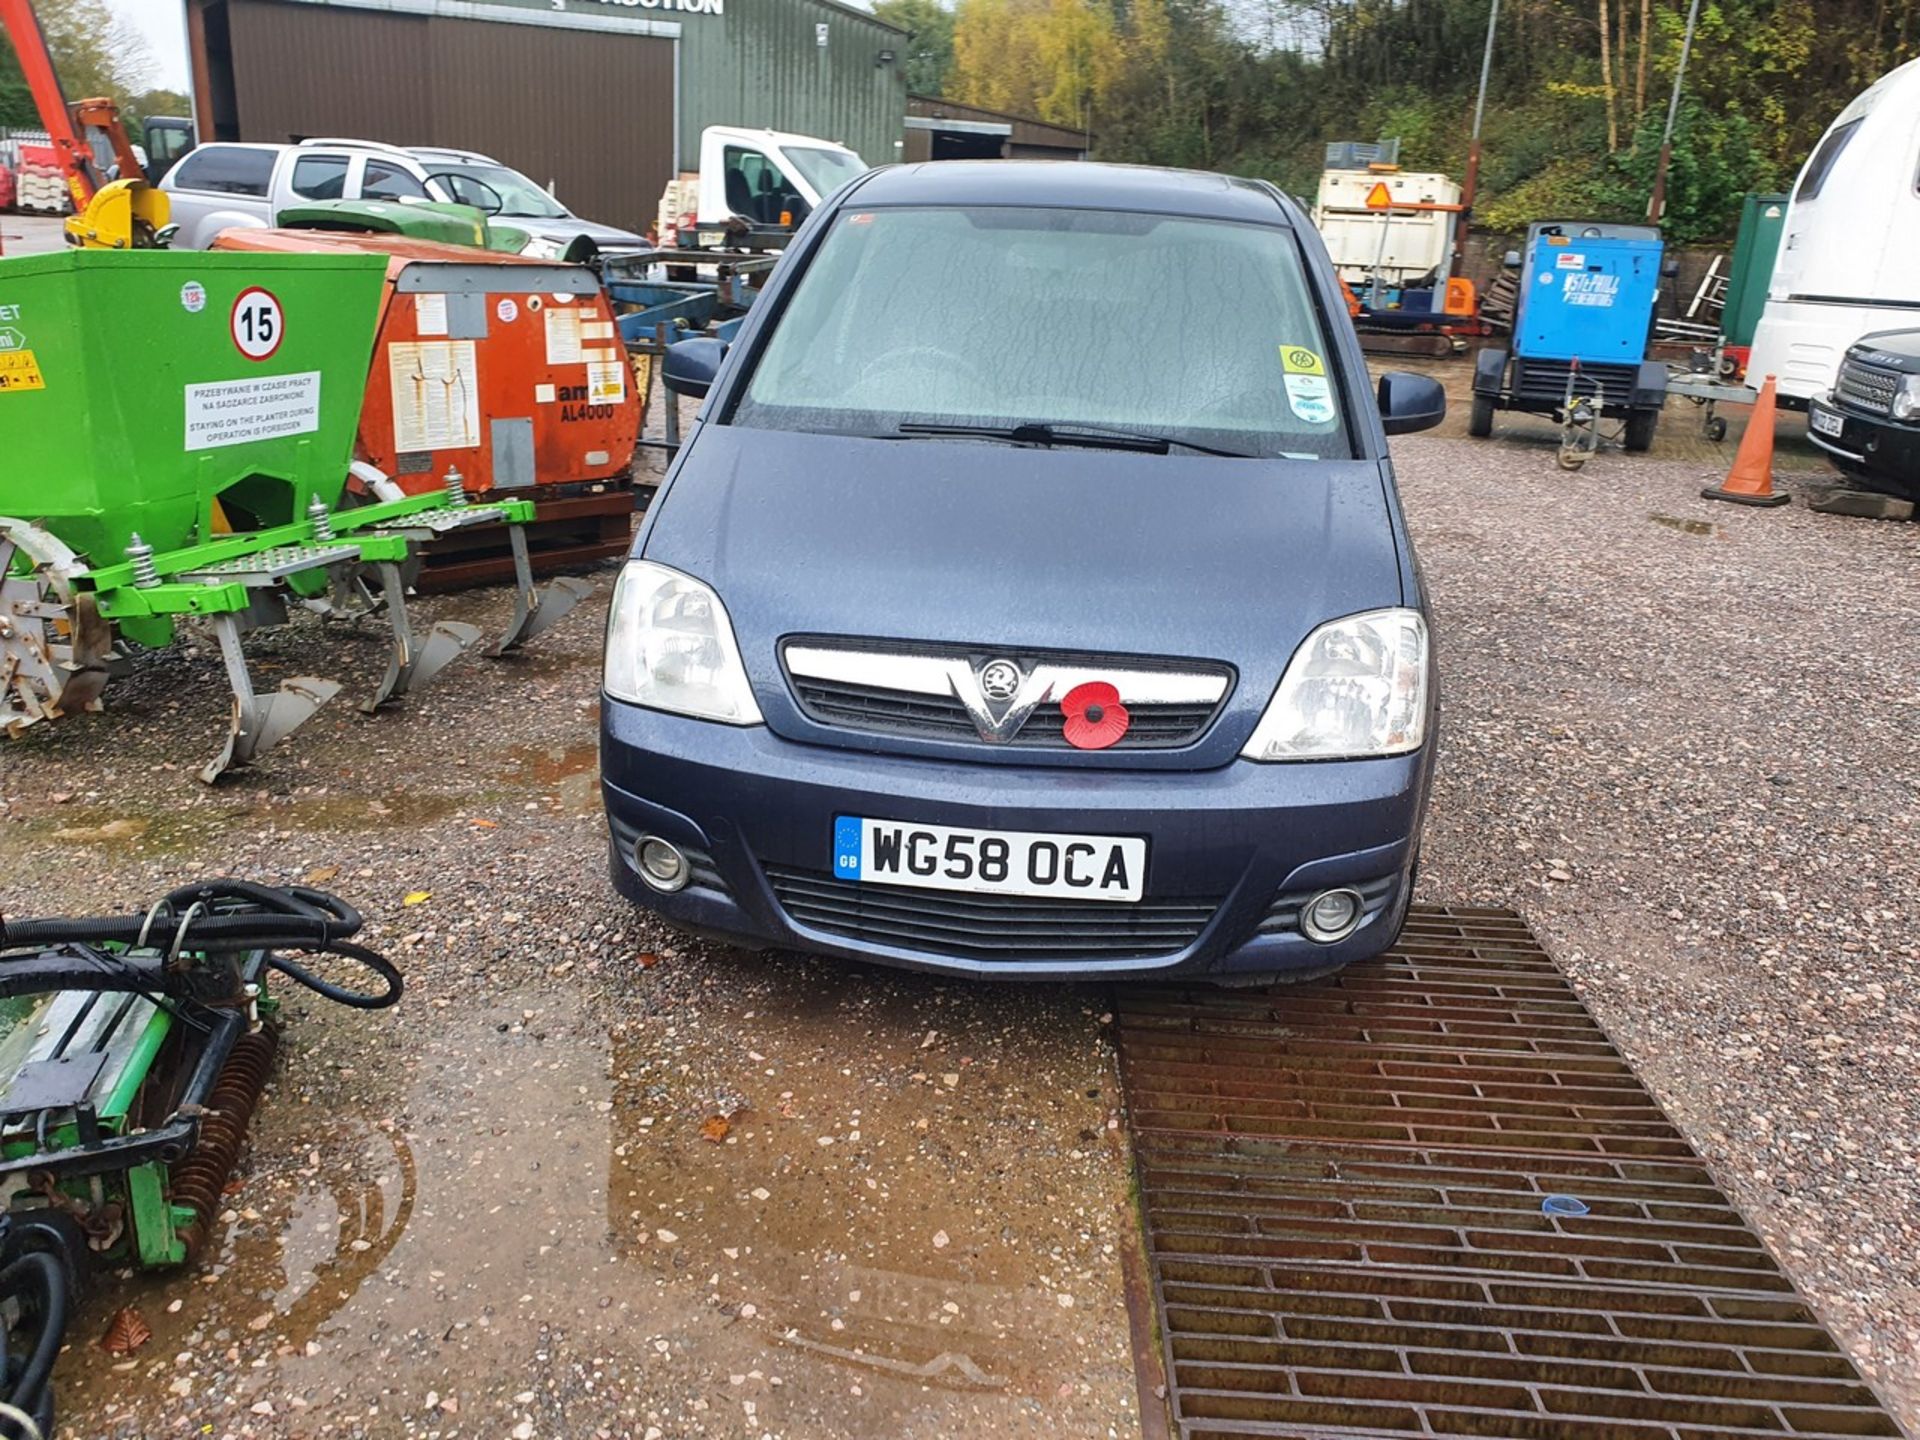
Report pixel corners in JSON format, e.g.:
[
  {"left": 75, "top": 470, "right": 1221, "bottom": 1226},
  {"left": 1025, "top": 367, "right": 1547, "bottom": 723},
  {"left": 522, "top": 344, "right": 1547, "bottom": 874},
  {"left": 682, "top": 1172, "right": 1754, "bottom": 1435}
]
[
  {"left": 1748, "top": 56, "right": 1920, "bottom": 406},
  {"left": 1312, "top": 168, "right": 1462, "bottom": 288}
]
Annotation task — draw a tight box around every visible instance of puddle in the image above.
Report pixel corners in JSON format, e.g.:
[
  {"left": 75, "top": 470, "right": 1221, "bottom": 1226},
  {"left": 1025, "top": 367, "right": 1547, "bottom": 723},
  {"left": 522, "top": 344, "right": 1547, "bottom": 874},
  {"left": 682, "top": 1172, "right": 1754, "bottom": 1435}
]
[
  {"left": 1650, "top": 513, "right": 1720, "bottom": 536},
  {"left": 59, "top": 969, "right": 1139, "bottom": 1437},
  {"left": 504, "top": 741, "right": 601, "bottom": 813}
]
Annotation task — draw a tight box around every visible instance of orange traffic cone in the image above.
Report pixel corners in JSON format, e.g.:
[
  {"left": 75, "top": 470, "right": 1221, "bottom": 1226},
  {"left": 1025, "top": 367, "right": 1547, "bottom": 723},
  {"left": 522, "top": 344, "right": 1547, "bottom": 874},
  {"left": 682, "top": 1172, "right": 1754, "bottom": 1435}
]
[{"left": 1701, "top": 375, "right": 1791, "bottom": 507}]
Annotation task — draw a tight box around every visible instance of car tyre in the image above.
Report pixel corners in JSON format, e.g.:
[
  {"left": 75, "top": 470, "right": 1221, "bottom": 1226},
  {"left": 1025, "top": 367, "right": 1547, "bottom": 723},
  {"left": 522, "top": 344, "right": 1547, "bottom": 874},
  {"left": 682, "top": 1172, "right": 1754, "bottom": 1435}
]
[{"left": 1468, "top": 394, "right": 1495, "bottom": 438}]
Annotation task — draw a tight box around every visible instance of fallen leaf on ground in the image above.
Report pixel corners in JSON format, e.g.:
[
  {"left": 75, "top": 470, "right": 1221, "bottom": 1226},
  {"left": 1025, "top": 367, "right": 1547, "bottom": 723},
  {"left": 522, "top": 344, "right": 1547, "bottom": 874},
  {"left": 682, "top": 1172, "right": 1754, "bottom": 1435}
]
[
  {"left": 470, "top": 818, "right": 498, "bottom": 829},
  {"left": 700, "top": 1115, "right": 732, "bottom": 1143},
  {"left": 100, "top": 1307, "right": 151, "bottom": 1356},
  {"left": 637, "top": 952, "right": 659, "bottom": 968},
  {"left": 403, "top": 891, "right": 431, "bottom": 906},
  {"left": 304, "top": 865, "right": 339, "bottom": 885}
]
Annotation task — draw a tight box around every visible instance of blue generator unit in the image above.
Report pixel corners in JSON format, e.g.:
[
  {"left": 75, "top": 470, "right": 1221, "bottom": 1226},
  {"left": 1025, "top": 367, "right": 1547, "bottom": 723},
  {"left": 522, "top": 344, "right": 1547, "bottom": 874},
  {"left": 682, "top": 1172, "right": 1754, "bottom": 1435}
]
[{"left": 1470, "top": 221, "right": 1671, "bottom": 452}]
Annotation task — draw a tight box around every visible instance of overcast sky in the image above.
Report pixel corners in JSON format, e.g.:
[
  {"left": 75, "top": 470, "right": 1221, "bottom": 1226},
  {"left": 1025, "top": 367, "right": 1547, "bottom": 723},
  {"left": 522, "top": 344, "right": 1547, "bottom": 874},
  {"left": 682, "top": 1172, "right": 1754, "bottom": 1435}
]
[{"left": 110, "top": 0, "right": 191, "bottom": 91}]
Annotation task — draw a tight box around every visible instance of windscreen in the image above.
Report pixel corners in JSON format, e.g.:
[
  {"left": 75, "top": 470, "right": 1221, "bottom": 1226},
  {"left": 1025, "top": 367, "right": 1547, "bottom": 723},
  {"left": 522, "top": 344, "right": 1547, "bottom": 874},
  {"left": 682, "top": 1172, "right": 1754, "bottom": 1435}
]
[
  {"left": 782, "top": 145, "right": 866, "bottom": 198},
  {"left": 433, "top": 162, "right": 569, "bottom": 218},
  {"left": 732, "top": 205, "right": 1351, "bottom": 459}
]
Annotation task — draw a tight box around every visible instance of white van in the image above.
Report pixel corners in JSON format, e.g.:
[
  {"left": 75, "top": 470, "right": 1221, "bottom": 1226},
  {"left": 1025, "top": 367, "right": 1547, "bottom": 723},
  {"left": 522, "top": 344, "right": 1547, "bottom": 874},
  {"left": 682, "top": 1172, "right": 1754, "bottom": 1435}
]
[{"left": 1748, "top": 57, "right": 1920, "bottom": 406}]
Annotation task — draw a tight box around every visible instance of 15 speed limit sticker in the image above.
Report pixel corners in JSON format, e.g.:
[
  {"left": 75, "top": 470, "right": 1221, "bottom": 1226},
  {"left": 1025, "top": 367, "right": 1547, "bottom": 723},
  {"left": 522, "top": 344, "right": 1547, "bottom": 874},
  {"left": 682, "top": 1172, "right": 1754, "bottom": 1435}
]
[{"left": 230, "top": 287, "right": 284, "bottom": 361}]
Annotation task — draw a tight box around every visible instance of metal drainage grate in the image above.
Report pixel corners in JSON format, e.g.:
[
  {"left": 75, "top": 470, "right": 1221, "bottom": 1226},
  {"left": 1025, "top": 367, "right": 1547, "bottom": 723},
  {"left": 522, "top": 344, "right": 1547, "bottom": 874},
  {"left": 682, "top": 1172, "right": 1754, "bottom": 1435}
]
[{"left": 1116, "top": 905, "right": 1908, "bottom": 1440}]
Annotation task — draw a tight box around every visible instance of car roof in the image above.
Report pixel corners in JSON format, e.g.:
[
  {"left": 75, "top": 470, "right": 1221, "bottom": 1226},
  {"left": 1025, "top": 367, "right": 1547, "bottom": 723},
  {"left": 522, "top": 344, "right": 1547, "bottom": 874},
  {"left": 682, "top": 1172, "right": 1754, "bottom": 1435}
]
[
  {"left": 845, "top": 161, "right": 1297, "bottom": 226},
  {"left": 411, "top": 147, "right": 503, "bottom": 166}
]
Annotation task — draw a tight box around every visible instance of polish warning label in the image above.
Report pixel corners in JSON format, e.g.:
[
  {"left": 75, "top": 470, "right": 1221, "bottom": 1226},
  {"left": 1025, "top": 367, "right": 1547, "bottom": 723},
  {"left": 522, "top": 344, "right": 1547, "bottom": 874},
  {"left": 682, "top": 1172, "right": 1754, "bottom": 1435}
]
[
  {"left": 0, "top": 349, "right": 44, "bottom": 393},
  {"left": 184, "top": 372, "right": 321, "bottom": 450}
]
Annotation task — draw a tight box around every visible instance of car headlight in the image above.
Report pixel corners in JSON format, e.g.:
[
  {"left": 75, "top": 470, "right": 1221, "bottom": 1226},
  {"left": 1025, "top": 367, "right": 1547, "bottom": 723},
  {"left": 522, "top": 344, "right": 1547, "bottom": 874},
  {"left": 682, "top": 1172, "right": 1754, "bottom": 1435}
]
[
  {"left": 603, "top": 561, "right": 763, "bottom": 724},
  {"left": 1241, "top": 608, "right": 1429, "bottom": 760},
  {"left": 519, "top": 235, "right": 566, "bottom": 259},
  {"left": 1892, "top": 375, "right": 1920, "bottom": 421}
]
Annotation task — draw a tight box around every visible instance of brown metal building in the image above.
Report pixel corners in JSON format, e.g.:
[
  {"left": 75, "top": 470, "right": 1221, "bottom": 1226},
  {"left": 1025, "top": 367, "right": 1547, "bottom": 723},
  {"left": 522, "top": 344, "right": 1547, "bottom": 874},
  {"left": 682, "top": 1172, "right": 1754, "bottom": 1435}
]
[
  {"left": 186, "top": 0, "right": 678, "bottom": 232},
  {"left": 184, "top": 0, "right": 911, "bottom": 235},
  {"left": 903, "top": 94, "right": 1090, "bottom": 164}
]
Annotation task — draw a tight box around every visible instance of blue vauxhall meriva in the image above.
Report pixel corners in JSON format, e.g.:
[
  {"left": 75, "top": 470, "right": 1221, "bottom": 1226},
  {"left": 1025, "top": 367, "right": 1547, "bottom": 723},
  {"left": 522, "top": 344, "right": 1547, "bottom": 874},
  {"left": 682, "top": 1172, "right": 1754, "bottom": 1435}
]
[{"left": 600, "top": 161, "right": 1445, "bottom": 983}]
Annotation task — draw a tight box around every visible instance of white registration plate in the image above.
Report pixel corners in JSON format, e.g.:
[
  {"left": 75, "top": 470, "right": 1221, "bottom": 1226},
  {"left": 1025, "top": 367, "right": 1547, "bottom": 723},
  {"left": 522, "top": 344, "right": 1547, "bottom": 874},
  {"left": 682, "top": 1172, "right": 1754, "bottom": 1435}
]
[
  {"left": 1810, "top": 405, "right": 1845, "bottom": 438},
  {"left": 833, "top": 817, "right": 1145, "bottom": 903}
]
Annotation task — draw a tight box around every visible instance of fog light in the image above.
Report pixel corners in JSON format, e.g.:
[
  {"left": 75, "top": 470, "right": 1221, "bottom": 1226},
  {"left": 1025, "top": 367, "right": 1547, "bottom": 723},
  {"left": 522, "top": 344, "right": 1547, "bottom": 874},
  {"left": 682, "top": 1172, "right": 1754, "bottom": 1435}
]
[
  {"left": 1300, "top": 887, "right": 1364, "bottom": 944},
  {"left": 635, "top": 836, "right": 689, "bottom": 893}
]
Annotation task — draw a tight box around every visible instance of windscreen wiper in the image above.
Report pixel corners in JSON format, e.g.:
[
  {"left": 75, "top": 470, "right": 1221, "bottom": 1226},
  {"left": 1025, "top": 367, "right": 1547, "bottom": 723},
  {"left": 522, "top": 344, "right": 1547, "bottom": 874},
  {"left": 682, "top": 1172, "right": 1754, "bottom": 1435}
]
[{"left": 894, "top": 421, "right": 1252, "bottom": 458}]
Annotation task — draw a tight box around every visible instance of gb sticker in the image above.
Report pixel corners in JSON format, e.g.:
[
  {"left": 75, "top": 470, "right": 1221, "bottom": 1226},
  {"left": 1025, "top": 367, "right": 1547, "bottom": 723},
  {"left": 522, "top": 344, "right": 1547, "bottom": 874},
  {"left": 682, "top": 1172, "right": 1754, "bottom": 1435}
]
[{"left": 230, "top": 287, "right": 284, "bottom": 361}]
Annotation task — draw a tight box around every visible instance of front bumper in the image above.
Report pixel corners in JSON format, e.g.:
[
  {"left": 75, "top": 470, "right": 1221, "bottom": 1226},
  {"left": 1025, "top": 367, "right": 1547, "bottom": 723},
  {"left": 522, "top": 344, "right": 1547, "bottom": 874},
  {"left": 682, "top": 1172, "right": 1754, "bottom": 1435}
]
[
  {"left": 1808, "top": 398, "right": 1920, "bottom": 499},
  {"left": 600, "top": 700, "right": 1432, "bottom": 981}
]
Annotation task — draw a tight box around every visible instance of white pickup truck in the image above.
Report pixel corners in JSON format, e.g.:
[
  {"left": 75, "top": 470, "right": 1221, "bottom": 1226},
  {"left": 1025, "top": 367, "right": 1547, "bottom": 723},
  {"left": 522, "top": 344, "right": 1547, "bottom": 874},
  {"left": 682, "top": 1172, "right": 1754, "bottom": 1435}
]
[
  {"left": 162, "top": 138, "right": 644, "bottom": 257},
  {"left": 657, "top": 126, "right": 867, "bottom": 247}
]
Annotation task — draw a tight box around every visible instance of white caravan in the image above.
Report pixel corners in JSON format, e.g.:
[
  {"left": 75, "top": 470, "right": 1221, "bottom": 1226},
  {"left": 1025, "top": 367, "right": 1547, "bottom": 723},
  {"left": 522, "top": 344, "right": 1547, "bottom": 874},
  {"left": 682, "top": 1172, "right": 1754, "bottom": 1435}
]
[{"left": 1749, "top": 56, "right": 1920, "bottom": 406}]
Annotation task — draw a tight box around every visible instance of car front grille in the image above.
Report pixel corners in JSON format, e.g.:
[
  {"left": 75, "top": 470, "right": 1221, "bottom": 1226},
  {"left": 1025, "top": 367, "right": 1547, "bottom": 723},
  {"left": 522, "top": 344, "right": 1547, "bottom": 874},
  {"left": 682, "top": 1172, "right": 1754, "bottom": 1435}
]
[
  {"left": 1256, "top": 872, "right": 1398, "bottom": 938},
  {"left": 789, "top": 676, "right": 1218, "bottom": 750},
  {"left": 765, "top": 865, "right": 1219, "bottom": 961},
  {"left": 1837, "top": 356, "right": 1901, "bottom": 417},
  {"left": 782, "top": 642, "right": 1231, "bottom": 752},
  {"left": 1513, "top": 358, "right": 1639, "bottom": 407}
]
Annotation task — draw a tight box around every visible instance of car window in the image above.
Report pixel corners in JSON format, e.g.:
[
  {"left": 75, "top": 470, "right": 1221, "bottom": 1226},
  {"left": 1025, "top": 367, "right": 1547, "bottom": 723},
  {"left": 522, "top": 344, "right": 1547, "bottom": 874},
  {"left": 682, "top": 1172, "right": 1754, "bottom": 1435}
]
[
  {"left": 1797, "top": 117, "right": 1862, "bottom": 203},
  {"left": 723, "top": 146, "right": 800, "bottom": 224},
  {"left": 363, "top": 161, "right": 430, "bottom": 201},
  {"left": 290, "top": 154, "right": 349, "bottom": 200},
  {"left": 169, "top": 146, "right": 274, "bottom": 197},
  {"left": 782, "top": 145, "right": 864, "bottom": 199},
  {"left": 732, "top": 205, "right": 1352, "bottom": 460},
  {"left": 427, "top": 162, "right": 567, "bottom": 218}
]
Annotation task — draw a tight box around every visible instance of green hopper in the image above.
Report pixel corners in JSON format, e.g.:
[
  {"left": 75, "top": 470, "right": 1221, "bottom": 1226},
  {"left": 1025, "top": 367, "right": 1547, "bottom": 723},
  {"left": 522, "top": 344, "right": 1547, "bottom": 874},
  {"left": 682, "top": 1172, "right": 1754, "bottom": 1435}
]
[{"left": 0, "top": 249, "right": 572, "bottom": 780}]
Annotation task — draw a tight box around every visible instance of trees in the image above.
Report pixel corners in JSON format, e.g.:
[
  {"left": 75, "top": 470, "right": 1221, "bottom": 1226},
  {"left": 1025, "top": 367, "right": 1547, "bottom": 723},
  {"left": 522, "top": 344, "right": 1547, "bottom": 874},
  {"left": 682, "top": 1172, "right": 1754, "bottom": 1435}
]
[
  {"left": 1, "top": 0, "right": 155, "bottom": 127},
  {"left": 873, "top": 0, "right": 959, "bottom": 96},
  {"left": 950, "top": 0, "right": 1119, "bottom": 129},
  {"left": 936, "top": 0, "right": 1918, "bottom": 241}
]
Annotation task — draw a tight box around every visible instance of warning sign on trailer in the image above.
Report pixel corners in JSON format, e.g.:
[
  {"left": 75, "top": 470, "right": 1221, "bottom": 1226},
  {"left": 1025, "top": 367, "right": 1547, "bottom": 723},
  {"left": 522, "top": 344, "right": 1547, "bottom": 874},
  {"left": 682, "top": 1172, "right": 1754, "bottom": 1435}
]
[
  {"left": 1364, "top": 182, "right": 1394, "bottom": 208},
  {"left": 184, "top": 372, "right": 322, "bottom": 451},
  {"left": 230, "top": 286, "right": 285, "bottom": 361}
]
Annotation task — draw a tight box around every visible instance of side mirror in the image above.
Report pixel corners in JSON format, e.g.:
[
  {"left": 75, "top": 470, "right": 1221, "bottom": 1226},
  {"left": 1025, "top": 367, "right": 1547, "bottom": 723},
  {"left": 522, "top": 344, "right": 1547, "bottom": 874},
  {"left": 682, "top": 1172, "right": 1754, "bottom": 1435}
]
[
  {"left": 1377, "top": 371, "right": 1447, "bottom": 436},
  {"left": 1502, "top": 249, "right": 1521, "bottom": 268},
  {"left": 663, "top": 336, "right": 727, "bottom": 400}
]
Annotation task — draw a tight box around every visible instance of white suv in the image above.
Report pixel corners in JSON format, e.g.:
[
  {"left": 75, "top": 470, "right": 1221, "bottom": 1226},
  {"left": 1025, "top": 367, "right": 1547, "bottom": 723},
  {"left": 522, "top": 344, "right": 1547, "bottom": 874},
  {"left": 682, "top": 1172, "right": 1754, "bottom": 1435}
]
[{"left": 161, "top": 138, "right": 643, "bottom": 257}]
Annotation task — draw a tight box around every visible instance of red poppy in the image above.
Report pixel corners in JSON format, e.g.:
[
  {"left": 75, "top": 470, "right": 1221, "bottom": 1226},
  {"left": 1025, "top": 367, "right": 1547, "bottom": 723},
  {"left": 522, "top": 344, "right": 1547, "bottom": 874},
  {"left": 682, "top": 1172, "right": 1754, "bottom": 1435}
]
[{"left": 1060, "top": 681, "right": 1130, "bottom": 750}]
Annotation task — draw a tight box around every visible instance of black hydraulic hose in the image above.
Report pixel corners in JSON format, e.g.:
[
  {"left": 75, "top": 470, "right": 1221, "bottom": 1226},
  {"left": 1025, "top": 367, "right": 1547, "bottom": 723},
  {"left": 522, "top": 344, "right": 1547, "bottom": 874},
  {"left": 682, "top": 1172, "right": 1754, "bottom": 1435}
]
[
  {"left": 268, "top": 940, "right": 403, "bottom": 1010},
  {"left": 0, "top": 880, "right": 363, "bottom": 955},
  {"left": 0, "top": 1250, "right": 68, "bottom": 1439},
  {"left": 0, "top": 881, "right": 401, "bottom": 1011}
]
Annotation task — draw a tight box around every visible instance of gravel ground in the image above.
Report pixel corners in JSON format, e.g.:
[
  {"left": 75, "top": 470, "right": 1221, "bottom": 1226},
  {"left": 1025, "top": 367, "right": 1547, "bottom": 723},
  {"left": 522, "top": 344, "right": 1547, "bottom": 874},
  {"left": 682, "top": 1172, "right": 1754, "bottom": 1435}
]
[{"left": 2, "top": 395, "right": 1917, "bottom": 1435}]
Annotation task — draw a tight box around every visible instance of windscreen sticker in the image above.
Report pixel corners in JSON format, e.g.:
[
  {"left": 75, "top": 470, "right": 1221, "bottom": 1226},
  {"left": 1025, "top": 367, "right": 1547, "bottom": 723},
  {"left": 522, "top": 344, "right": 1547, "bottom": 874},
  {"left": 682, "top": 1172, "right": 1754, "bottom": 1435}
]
[
  {"left": 1280, "top": 345, "right": 1325, "bottom": 376},
  {"left": 1284, "top": 372, "right": 1336, "bottom": 424},
  {"left": 0, "top": 350, "right": 45, "bottom": 393}
]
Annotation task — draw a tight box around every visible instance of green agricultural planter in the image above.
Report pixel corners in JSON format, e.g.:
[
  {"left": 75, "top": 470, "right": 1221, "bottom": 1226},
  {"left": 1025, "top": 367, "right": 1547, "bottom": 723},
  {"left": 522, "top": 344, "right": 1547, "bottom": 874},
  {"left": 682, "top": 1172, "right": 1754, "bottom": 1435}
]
[{"left": 0, "top": 249, "right": 573, "bottom": 781}]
